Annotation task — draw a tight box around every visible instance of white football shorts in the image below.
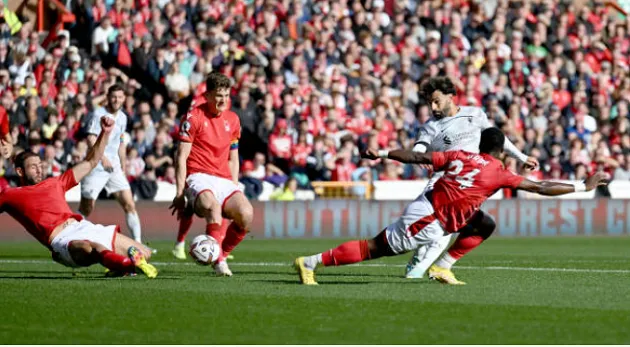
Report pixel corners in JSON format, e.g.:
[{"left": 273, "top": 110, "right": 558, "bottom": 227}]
[
  {"left": 50, "top": 219, "right": 118, "bottom": 268},
  {"left": 185, "top": 173, "right": 242, "bottom": 210},
  {"left": 385, "top": 193, "right": 449, "bottom": 254},
  {"left": 81, "top": 168, "right": 131, "bottom": 200}
]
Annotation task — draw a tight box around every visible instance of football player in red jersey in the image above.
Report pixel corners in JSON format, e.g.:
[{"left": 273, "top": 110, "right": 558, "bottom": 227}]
[
  {"left": 170, "top": 72, "right": 253, "bottom": 277},
  {"left": 0, "top": 117, "right": 157, "bottom": 278},
  {"left": 171, "top": 86, "right": 232, "bottom": 261},
  {"left": 0, "top": 105, "right": 12, "bottom": 158},
  {"left": 294, "top": 128, "right": 608, "bottom": 285}
]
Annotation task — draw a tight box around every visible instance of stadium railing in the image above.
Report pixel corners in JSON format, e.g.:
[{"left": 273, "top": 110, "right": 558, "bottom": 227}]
[{"left": 310, "top": 181, "right": 373, "bottom": 200}]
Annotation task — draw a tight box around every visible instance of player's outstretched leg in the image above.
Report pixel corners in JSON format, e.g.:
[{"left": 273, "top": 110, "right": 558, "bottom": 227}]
[
  {"left": 65, "top": 239, "right": 156, "bottom": 278},
  {"left": 294, "top": 229, "right": 395, "bottom": 285},
  {"left": 405, "top": 233, "right": 455, "bottom": 279},
  {"left": 429, "top": 215, "right": 495, "bottom": 285},
  {"left": 112, "top": 233, "right": 158, "bottom": 278}
]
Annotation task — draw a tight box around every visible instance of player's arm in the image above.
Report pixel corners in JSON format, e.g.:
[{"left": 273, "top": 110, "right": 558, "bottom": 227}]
[
  {"left": 71, "top": 117, "right": 115, "bottom": 182},
  {"left": 118, "top": 140, "right": 126, "bottom": 174},
  {"left": 478, "top": 109, "right": 538, "bottom": 170},
  {"left": 229, "top": 121, "right": 241, "bottom": 185},
  {"left": 503, "top": 137, "right": 538, "bottom": 169},
  {"left": 517, "top": 172, "right": 608, "bottom": 196},
  {"left": 170, "top": 141, "right": 192, "bottom": 216},
  {"left": 86, "top": 117, "right": 113, "bottom": 171},
  {"left": 362, "top": 148, "right": 433, "bottom": 165},
  {"left": 175, "top": 142, "right": 192, "bottom": 198},
  {"left": 412, "top": 123, "right": 435, "bottom": 153},
  {"left": 229, "top": 148, "right": 239, "bottom": 185}
]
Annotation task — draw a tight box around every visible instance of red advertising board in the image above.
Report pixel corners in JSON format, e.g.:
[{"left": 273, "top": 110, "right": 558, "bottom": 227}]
[{"left": 0, "top": 199, "right": 628, "bottom": 241}]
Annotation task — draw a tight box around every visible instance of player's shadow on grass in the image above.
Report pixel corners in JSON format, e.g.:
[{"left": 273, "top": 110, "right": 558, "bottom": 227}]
[{"left": 0, "top": 275, "right": 76, "bottom": 280}]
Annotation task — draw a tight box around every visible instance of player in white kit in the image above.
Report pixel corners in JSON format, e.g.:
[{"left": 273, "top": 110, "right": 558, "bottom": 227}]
[
  {"left": 78, "top": 84, "right": 143, "bottom": 243},
  {"left": 405, "top": 77, "right": 538, "bottom": 279}
]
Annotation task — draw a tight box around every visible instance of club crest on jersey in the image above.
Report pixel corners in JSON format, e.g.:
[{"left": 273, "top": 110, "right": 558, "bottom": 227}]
[
  {"left": 180, "top": 120, "right": 191, "bottom": 138},
  {"left": 224, "top": 120, "right": 230, "bottom": 132}
]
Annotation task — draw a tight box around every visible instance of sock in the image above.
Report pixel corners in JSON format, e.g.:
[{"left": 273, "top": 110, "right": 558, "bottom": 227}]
[
  {"left": 176, "top": 213, "right": 194, "bottom": 243},
  {"left": 434, "top": 252, "right": 458, "bottom": 270},
  {"left": 205, "top": 222, "right": 222, "bottom": 239},
  {"left": 435, "top": 232, "right": 486, "bottom": 270},
  {"left": 321, "top": 240, "right": 372, "bottom": 267},
  {"left": 303, "top": 254, "right": 322, "bottom": 270},
  {"left": 100, "top": 250, "right": 135, "bottom": 273},
  {"left": 408, "top": 233, "right": 456, "bottom": 275},
  {"left": 208, "top": 219, "right": 229, "bottom": 245},
  {"left": 220, "top": 223, "right": 247, "bottom": 260},
  {"left": 126, "top": 212, "right": 142, "bottom": 243}
]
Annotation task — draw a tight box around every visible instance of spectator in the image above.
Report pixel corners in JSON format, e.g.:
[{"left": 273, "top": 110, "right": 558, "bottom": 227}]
[{"left": 269, "top": 177, "right": 298, "bottom": 201}]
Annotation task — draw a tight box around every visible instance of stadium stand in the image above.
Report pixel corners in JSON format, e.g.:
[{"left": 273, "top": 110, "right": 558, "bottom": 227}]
[{"left": 0, "top": 0, "right": 628, "bottom": 200}]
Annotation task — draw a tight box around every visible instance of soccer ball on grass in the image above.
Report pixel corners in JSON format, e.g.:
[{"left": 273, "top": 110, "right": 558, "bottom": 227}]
[{"left": 189, "top": 235, "right": 221, "bottom": 265}]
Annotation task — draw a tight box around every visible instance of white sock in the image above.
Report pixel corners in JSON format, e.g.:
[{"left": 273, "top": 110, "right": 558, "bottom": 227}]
[
  {"left": 175, "top": 241, "right": 185, "bottom": 248},
  {"left": 126, "top": 212, "right": 142, "bottom": 243},
  {"left": 434, "top": 252, "right": 458, "bottom": 270},
  {"left": 303, "top": 254, "right": 322, "bottom": 270},
  {"left": 407, "top": 233, "right": 455, "bottom": 275}
]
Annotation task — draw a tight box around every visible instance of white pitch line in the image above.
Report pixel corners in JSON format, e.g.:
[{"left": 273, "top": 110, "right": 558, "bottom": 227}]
[{"left": 0, "top": 259, "right": 629, "bottom": 274}]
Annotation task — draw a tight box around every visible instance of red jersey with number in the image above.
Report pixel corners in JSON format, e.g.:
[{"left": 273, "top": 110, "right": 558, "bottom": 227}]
[
  {"left": 179, "top": 101, "right": 241, "bottom": 180},
  {"left": 0, "top": 170, "right": 83, "bottom": 247},
  {"left": 0, "top": 106, "right": 9, "bottom": 137},
  {"left": 430, "top": 151, "right": 524, "bottom": 233}
]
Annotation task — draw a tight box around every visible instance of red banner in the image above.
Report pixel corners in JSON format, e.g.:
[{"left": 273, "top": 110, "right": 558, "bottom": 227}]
[{"left": 0, "top": 199, "right": 628, "bottom": 241}]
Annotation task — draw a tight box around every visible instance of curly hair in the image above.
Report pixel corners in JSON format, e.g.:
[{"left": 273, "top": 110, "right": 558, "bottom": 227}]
[
  {"left": 479, "top": 127, "right": 505, "bottom": 154},
  {"left": 421, "top": 77, "right": 457, "bottom": 98},
  {"left": 205, "top": 72, "right": 232, "bottom": 92}
]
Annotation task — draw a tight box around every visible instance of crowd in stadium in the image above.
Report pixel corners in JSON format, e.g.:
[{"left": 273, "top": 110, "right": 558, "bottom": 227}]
[{"left": 0, "top": 0, "right": 628, "bottom": 199}]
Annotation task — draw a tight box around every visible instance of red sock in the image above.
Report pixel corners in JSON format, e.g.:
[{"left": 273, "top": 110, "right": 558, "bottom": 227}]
[
  {"left": 100, "top": 250, "right": 135, "bottom": 272},
  {"left": 447, "top": 233, "right": 485, "bottom": 260},
  {"left": 321, "top": 240, "right": 371, "bottom": 267},
  {"left": 220, "top": 223, "right": 247, "bottom": 260},
  {"left": 177, "top": 213, "right": 194, "bottom": 243},
  {"left": 207, "top": 219, "right": 229, "bottom": 245}
]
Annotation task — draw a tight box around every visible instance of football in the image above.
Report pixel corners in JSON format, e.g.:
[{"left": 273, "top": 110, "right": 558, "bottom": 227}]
[{"left": 189, "top": 235, "right": 221, "bottom": 265}]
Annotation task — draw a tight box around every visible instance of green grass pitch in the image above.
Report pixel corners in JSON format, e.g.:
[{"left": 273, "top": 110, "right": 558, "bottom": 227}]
[{"left": 1, "top": 237, "right": 629, "bottom": 344}]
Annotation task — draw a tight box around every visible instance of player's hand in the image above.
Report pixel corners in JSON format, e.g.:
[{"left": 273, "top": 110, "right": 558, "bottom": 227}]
[
  {"left": 523, "top": 156, "right": 539, "bottom": 171},
  {"left": 361, "top": 149, "right": 379, "bottom": 160},
  {"left": 100, "top": 116, "right": 115, "bottom": 133},
  {"left": 170, "top": 194, "right": 186, "bottom": 218},
  {"left": 585, "top": 172, "right": 610, "bottom": 191},
  {"left": 101, "top": 157, "right": 114, "bottom": 172}
]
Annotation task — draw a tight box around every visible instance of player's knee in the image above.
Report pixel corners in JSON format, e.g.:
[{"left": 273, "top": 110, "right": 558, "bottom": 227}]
[
  {"left": 477, "top": 213, "right": 496, "bottom": 239},
  {"left": 234, "top": 204, "right": 254, "bottom": 230},
  {"left": 68, "top": 241, "right": 95, "bottom": 266},
  {"left": 196, "top": 194, "right": 219, "bottom": 216},
  {"left": 122, "top": 201, "right": 136, "bottom": 214}
]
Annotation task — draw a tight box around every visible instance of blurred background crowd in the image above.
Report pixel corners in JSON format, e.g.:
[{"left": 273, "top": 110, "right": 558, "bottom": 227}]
[{"left": 0, "top": 0, "right": 628, "bottom": 199}]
